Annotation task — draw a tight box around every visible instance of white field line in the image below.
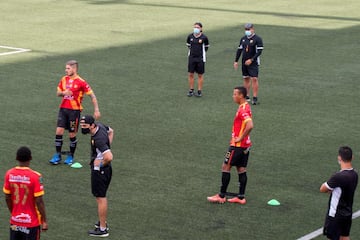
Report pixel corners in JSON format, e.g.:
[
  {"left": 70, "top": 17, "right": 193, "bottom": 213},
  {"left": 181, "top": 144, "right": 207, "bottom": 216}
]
[
  {"left": 296, "top": 209, "right": 360, "bottom": 240},
  {"left": 0, "top": 45, "right": 31, "bottom": 56}
]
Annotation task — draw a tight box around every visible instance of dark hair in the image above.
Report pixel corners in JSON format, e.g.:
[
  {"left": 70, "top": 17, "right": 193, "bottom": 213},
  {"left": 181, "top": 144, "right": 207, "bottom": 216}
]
[
  {"left": 194, "top": 22, "right": 203, "bottom": 28},
  {"left": 16, "top": 146, "right": 32, "bottom": 162},
  {"left": 338, "top": 146, "right": 353, "bottom": 162},
  {"left": 234, "top": 86, "right": 247, "bottom": 98},
  {"left": 66, "top": 60, "right": 78, "bottom": 69}
]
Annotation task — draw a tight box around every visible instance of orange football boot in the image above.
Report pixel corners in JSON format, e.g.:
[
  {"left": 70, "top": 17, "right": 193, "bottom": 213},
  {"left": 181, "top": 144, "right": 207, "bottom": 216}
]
[
  {"left": 227, "top": 197, "right": 246, "bottom": 204},
  {"left": 207, "top": 194, "right": 226, "bottom": 204}
]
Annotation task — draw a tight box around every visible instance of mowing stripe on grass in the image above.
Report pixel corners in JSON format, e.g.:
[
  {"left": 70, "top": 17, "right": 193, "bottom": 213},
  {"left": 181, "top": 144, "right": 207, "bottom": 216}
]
[
  {"left": 0, "top": 45, "right": 31, "bottom": 56},
  {"left": 297, "top": 209, "right": 360, "bottom": 240}
]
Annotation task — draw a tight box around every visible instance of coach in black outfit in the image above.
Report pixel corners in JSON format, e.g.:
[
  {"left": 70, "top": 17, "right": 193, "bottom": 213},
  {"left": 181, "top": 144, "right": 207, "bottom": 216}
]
[
  {"left": 80, "top": 115, "right": 114, "bottom": 238},
  {"left": 320, "top": 146, "right": 358, "bottom": 240},
  {"left": 186, "top": 22, "right": 210, "bottom": 97},
  {"left": 234, "top": 23, "right": 263, "bottom": 105}
]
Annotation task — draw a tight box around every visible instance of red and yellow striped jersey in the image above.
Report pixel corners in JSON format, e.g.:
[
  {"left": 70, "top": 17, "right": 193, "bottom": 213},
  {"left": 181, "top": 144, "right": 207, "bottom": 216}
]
[
  {"left": 230, "top": 102, "right": 252, "bottom": 148},
  {"left": 3, "top": 167, "right": 44, "bottom": 227},
  {"left": 57, "top": 75, "right": 93, "bottom": 110}
]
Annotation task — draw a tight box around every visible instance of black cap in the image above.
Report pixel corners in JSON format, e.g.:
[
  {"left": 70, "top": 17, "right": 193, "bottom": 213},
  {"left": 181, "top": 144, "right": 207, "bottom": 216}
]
[
  {"left": 244, "top": 23, "right": 253, "bottom": 28},
  {"left": 194, "top": 22, "right": 203, "bottom": 28},
  {"left": 16, "top": 146, "right": 32, "bottom": 162},
  {"left": 80, "top": 115, "right": 95, "bottom": 125}
]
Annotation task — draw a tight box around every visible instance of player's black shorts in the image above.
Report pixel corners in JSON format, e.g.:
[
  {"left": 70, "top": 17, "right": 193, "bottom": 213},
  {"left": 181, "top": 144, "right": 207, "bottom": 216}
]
[
  {"left": 91, "top": 165, "right": 112, "bottom": 198},
  {"left": 242, "top": 62, "right": 259, "bottom": 78},
  {"left": 57, "top": 108, "right": 81, "bottom": 132},
  {"left": 10, "top": 225, "right": 40, "bottom": 240},
  {"left": 223, "top": 146, "right": 250, "bottom": 167},
  {"left": 188, "top": 57, "right": 205, "bottom": 74},
  {"left": 323, "top": 215, "right": 352, "bottom": 239}
]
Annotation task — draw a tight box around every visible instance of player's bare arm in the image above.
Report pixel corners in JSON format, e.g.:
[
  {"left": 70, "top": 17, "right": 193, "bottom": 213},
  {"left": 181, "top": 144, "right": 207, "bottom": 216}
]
[
  {"left": 108, "top": 127, "right": 114, "bottom": 144},
  {"left": 94, "top": 150, "right": 113, "bottom": 168},
  {"left": 90, "top": 93, "right": 101, "bottom": 119},
  {"left": 36, "top": 196, "right": 48, "bottom": 231},
  {"left": 320, "top": 183, "right": 332, "bottom": 193},
  {"left": 5, "top": 194, "right": 13, "bottom": 212},
  {"left": 57, "top": 89, "right": 73, "bottom": 97},
  {"left": 102, "top": 150, "right": 113, "bottom": 166},
  {"left": 234, "top": 119, "right": 253, "bottom": 143}
]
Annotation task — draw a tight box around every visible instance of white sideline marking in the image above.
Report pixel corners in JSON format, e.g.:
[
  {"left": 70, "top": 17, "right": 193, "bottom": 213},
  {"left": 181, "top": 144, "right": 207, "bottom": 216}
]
[
  {"left": 297, "top": 209, "right": 360, "bottom": 240},
  {"left": 0, "top": 45, "right": 31, "bottom": 56}
]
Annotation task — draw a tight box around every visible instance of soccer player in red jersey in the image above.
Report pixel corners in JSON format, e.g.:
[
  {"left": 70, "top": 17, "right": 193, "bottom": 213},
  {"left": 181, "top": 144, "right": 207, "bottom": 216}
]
[
  {"left": 3, "top": 146, "right": 48, "bottom": 240},
  {"left": 207, "top": 86, "right": 254, "bottom": 204},
  {"left": 49, "top": 60, "right": 101, "bottom": 165}
]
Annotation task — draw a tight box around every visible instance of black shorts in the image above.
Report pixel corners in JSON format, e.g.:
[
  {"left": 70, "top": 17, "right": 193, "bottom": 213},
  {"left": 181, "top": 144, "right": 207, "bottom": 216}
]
[
  {"left": 323, "top": 215, "right": 352, "bottom": 239},
  {"left": 242, "top": 62, "right": 259, "bottom": 78},
  {"left": 91, "top": 165, "right": 112, "bottom": 198},
  {"left": 223, "top": 146, "right": 250, "bottom": 167},
  {"left": 188, "top": 58, "right": 205, "bottom": 74},
  {"left": 57, "top": 108, "right": 81, "bottom": 132},
  {"left": 10, "top": 225, "right": 40, "bottom": 240}
]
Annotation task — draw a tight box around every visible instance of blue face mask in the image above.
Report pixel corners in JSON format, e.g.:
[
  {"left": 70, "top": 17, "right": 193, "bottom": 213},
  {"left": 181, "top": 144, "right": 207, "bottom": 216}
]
[
  {"left": 245, "top": 30, "right": 252, "bottom": 37},
  {"left": 193, "top": 28, "right": 201, "bottom": 35}
]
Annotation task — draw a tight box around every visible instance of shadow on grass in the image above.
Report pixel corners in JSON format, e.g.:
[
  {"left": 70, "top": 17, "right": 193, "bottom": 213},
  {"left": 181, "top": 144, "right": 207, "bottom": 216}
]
[
  {"left": 1, "top": 23, "right": 360, "bottom": 240},
  {"left": 81, "top": 0, "right": 360, "bottom": 22}
]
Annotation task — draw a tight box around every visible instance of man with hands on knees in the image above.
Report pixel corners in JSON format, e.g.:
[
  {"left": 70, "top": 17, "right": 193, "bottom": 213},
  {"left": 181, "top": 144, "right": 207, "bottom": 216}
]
[{"left": 80, "top": 115, "right": 114, "bottom": 238}]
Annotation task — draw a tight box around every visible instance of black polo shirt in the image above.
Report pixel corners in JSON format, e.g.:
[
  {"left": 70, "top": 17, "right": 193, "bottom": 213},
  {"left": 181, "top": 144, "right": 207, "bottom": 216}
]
[
  {"left": 90, "top": 123, "right": 111, "bottom": 165},
  {"left": 186, "top": 33, "right": 210, "bottom": 62},
  {"left": 235, "top": 34, "right": 263, "bottom": 64},
  {"left": 325, "top": 168, "right": 358, "bottom": 218}
]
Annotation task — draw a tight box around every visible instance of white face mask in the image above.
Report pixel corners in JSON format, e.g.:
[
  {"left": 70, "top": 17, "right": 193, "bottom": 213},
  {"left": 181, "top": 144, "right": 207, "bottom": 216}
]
[
  {"left": 245, "top": 30, "right": 252, "bottom": 36},
  {"left": 193, "top": 28, "right": 201, "bottom": 35}
]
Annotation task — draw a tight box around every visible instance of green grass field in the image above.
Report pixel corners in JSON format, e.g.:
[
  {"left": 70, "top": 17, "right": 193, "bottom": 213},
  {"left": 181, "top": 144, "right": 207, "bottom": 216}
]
[{"left": 1, "top": 0, "right": 360, "bottom": 239}]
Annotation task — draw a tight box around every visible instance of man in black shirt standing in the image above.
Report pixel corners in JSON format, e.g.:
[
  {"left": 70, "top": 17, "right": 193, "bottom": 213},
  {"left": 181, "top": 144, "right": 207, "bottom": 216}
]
[
  {"left": 234, "top": 23, "right": 263, "bottom": 105},
  {"left": 320, "top": 146, "right": 358, "bottom": 240},
  {"left": 186, "top": 22, "right": 210, "bottom": 97},
  {"left": 80, "top": 115, "right": 114, "bottom": 238}
]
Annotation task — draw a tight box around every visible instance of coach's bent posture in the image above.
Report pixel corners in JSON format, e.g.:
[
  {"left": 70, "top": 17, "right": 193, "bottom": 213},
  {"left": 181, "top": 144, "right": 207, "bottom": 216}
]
[{"left": 80, "top": 115, "right": 113, "bottom": 238}]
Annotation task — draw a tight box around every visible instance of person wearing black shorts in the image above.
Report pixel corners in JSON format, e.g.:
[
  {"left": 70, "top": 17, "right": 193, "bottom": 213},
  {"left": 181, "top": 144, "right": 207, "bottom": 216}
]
[
  {"left": 207, "top": 86, "right": 254, "bottom": 204},
  {"left": 3, "top": 147, "right": 48, "bottom": 240},
  {"left": 320, "top": 146, "right": 358, "bottom": 240},
  {"left": 234, "top": 23, "right": 263, "bottom": 105},
  {"left": 49, "top": 60, "right": 100, "bottom": 165},
  {"left": 80, "top": 115, "right": 114, "bottom": 238},
  {"left": 186, "top": 22, "right": 210, "bottom": 97}
]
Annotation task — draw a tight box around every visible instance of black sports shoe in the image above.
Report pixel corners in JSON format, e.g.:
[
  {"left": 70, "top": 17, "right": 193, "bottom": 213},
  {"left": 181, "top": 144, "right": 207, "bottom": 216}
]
[
  {"left": 187, "top": 90, "right": 194, "bottom": 97},
  {"left": 88, "top": 228, "right": 109, "bottom": 237},
  {"left": 245, "top": 96, "right": 250, "bottom": 102},
  {"left": 94, "top": 221, "right": 109, "bottom": 231},
  {"left": 194, "top": 90, "right": 202, "bottom": 97},
  {"left": 252, "top": 97, "right": 258, "bottom": 105}
]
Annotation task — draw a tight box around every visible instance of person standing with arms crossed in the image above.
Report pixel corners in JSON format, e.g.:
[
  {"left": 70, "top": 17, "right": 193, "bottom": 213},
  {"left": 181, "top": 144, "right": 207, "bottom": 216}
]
[
  {"left": 320, "top": 146, "right": 358, "bottom": 240},
  {"left": 207, "top": 86, "right": 253, "bottom": 204},
  {"left": 80, "top": 115, "right": 113, "bottom": 237},
  {"left": 3, "top": 146, "right": 48, "bottom": 240},
  {"left": 234, "top": 23, "right": 263, "bottom": 105},
  {"left": 186, "top": 22, "right": 210, "bottom": 97},
  {"left": 49, "top": 60, "right": 101, "bottom": 165}
]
